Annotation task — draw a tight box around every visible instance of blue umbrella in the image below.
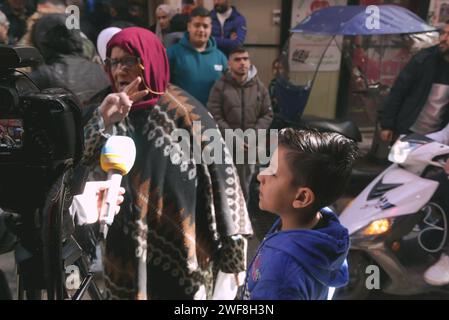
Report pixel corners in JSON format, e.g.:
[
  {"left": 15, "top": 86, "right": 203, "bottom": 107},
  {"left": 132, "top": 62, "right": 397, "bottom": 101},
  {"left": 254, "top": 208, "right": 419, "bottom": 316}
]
[{"left": 291, "top": 5, "right": 437, "bottom": 35}]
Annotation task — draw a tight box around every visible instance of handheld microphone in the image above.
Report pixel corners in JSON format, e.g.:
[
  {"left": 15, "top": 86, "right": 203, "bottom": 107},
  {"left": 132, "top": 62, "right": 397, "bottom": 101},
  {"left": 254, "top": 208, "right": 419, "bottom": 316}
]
[{"left": 99, "top": 136, "right": 136, "bottom": 238}]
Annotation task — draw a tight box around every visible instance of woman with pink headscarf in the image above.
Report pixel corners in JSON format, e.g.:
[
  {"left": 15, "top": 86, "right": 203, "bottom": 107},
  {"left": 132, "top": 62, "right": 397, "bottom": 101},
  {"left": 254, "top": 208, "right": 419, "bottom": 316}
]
[{"left": 82, "top": 27, "right": 252, "bottom": 300}]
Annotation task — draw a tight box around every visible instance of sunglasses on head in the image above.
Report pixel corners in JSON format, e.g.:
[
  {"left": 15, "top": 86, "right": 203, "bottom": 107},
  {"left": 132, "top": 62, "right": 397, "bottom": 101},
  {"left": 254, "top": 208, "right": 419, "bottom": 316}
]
[{"left": 104, "top": 56, "right": 143, "bottom": 70}]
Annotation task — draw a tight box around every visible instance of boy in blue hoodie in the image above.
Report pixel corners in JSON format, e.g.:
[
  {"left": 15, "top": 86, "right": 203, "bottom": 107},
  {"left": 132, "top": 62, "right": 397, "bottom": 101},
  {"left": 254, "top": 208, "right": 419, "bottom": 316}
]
[{"left": 242, "top": 128, "right": 359, "bottom": 300}]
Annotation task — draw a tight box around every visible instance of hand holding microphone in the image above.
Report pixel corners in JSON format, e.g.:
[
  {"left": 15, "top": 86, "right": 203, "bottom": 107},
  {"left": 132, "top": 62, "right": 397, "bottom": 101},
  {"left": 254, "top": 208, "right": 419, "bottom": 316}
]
[
  {"left": 71, "top": 181, "right": 125, "bottom": 226},
  {"left": 99, "top": 136, "right": 136, "bottom": 238}
]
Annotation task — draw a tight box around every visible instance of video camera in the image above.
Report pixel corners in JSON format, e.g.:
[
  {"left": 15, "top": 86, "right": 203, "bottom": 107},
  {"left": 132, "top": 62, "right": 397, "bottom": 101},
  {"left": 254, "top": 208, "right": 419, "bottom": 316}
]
[
  {"left": 0, "top": 46, "right": 83, "bottom": 213},
  {"left": 0, "top": 46, "right": 87, "bottom": 299}
]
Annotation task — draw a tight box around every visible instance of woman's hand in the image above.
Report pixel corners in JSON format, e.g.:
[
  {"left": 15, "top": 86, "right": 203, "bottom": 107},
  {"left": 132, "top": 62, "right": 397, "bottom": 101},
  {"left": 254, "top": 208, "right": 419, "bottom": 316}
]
[{"left": 99, "top": 77, "right": 149, "bottom": 127}]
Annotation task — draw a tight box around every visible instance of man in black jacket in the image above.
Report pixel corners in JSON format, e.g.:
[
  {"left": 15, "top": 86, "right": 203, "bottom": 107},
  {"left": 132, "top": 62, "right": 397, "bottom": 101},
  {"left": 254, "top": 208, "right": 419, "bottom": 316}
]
[
  {"left": 29, "top": 14, "right": 109, "bottom": 107},
  {"left": 379, "top": 21, "right": 449, "bottom": 142}
]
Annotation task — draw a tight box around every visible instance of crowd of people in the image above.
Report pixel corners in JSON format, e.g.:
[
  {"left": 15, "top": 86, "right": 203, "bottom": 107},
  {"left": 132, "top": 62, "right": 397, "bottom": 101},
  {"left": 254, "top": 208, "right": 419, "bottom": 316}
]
[{"left": 0, "top": 0, "right": 284, "bottom": 301}]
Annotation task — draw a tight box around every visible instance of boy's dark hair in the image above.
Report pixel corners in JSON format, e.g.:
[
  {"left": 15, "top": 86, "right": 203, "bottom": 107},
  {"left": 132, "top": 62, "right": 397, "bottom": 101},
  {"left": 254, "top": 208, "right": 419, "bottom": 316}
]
[
  {"left": 189, "top": 7, "right": 211, "bottom": 21},
  {"left": 229, "top": 46, "right": 248, "bottom": 58},
  {"left": 279, "top": 128, "right": 359, "bottom": 211}
]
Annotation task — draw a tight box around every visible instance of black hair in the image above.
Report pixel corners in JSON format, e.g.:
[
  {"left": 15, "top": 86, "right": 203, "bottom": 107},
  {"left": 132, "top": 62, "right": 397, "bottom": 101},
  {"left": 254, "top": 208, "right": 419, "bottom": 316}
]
[
  {"left": 278, "top": 128, "right": 359, "bottom": 211},
  {"left": 228, "top": 46, "right": 248, "bottom": 57},
  {"left": 31, "top": 13, "right": 84, "bottom": 64},
  {"left": 189, "top": 7, "right": 211, "bottom": 21}
]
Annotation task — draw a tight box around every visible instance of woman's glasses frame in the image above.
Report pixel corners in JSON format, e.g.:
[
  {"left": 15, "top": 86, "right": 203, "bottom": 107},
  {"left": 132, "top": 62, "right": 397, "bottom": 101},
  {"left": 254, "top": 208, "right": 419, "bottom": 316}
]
[{"left": 104, "top": 56, "right": 142, "bottom": 71}]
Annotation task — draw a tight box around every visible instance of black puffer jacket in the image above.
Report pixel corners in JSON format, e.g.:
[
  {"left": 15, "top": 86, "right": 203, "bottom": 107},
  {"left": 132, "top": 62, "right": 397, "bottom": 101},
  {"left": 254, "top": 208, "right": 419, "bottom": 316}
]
[{"left": 379, "top": 45, "right": 449, "bottom": 135}]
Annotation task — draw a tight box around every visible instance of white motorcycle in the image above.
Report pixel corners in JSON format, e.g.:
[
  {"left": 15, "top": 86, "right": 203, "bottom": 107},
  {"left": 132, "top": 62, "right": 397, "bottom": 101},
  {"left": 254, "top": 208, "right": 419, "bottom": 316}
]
[{"left": 336, "top": 133, "right": 449, "bottom": 299}]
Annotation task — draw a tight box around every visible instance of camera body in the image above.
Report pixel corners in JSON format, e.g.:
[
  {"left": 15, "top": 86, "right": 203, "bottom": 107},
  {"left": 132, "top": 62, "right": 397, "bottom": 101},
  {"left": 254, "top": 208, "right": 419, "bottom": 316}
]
[
  {"left": 0, "top": 46, "right": 83, "bottom": 216},
  {"left": 0, "top": 46, "right": 93, "bottom": 299}
]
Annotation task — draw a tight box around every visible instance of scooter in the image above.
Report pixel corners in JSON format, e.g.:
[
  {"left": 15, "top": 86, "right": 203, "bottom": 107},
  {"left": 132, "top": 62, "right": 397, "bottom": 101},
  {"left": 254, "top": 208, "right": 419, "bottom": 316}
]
[{"left": 336, "top": 133, "right": 449, "bottom": 299}]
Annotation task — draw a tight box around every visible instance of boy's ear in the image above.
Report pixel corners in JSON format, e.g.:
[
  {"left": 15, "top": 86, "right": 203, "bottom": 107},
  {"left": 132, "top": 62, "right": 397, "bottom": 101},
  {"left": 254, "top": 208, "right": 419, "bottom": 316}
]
[{"left": 292, "top": 187, "right": 315, "bottom": 209}]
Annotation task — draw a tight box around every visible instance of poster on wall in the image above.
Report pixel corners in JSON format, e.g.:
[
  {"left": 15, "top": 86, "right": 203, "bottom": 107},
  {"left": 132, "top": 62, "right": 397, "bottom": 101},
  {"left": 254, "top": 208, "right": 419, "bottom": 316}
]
[{"left": 289, "top": 0, "right": 347, "bottom": 72}]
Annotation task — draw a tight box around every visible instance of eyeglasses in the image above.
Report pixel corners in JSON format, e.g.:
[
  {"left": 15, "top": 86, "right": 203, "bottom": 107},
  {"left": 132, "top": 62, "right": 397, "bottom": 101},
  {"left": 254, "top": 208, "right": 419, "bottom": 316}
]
[{"left": 104, "top": 56, "right": 141, "bottom": 71}]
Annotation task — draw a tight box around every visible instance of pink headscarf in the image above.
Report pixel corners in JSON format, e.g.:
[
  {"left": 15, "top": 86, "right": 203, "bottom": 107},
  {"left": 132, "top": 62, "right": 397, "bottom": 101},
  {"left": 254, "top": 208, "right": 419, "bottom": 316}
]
[{"left": 107, "top": 27, "right": 170, "bottom": 110}]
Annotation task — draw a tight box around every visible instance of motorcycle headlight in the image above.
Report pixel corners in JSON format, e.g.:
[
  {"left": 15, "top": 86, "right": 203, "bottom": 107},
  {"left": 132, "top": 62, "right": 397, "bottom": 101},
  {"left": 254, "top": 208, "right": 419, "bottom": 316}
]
[
  {"left": 362, "top": 218, "right": 393, "bottom": 236},
  {"left": 388, "top": 137, "right": 426, "bottom": 164},
  {"left": 388, "top": 140, "right": 413, "bottom": 164}
]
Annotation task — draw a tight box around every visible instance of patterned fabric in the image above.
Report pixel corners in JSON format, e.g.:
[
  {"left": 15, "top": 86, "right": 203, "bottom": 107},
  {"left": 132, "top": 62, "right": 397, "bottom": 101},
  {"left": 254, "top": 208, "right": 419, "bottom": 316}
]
[{"left": 82, "top": 85, "right": 253, "bottom": 299}]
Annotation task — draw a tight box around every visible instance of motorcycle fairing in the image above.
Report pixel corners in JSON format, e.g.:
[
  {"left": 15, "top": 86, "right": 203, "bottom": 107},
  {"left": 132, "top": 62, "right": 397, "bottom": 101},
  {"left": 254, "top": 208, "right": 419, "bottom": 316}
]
[{"left": 340, "top": 164, "right": 438, "bottom": 235}]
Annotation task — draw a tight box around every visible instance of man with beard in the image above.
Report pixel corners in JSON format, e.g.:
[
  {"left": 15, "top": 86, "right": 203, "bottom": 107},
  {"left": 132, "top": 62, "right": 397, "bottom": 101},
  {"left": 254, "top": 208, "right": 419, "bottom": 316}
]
[
  {"left": 379, "top": 21, "right": 449, "bottom": 143},
  {"left": 211, "top": 0, "right": 246, "bottom": 56}
]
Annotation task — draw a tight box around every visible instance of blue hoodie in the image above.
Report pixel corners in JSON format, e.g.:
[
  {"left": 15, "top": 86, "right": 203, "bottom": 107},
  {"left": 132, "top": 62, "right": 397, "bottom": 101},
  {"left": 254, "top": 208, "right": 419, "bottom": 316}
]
[
  {"left": 242, "top": 208, "right": 349, "bottom": 300},
  {"left": 167, "top": 32, "right": 228, "bottom": 106}
]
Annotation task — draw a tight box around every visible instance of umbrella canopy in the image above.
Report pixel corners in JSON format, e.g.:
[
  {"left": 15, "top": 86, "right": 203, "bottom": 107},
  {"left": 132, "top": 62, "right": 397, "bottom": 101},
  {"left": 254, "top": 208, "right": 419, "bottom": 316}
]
[{"left": 291, "top": 5, "right": 437, "bottom": 35}]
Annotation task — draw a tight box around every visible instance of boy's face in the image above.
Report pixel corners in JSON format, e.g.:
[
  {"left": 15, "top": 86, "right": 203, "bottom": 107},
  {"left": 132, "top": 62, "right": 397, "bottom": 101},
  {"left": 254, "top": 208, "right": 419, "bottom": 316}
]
[
  {"left": 188, "top": 16, "right": 212, "bottom": 48},
  {"left": 257, "top": 147, "right": 300, "bottom": 214}
]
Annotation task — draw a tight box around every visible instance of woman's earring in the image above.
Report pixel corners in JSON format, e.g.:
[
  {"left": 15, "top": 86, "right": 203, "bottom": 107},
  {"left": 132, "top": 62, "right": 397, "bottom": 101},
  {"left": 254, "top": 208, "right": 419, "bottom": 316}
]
[{"left": 139, "top": 64, "right": 145, "bottom": 70}]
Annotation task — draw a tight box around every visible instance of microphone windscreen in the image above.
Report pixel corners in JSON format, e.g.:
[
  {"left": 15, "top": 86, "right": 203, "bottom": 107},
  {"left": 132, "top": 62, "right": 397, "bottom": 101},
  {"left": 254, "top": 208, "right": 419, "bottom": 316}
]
[{"left": 100, "top": 136, "right": 136, "bottom": 175}]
